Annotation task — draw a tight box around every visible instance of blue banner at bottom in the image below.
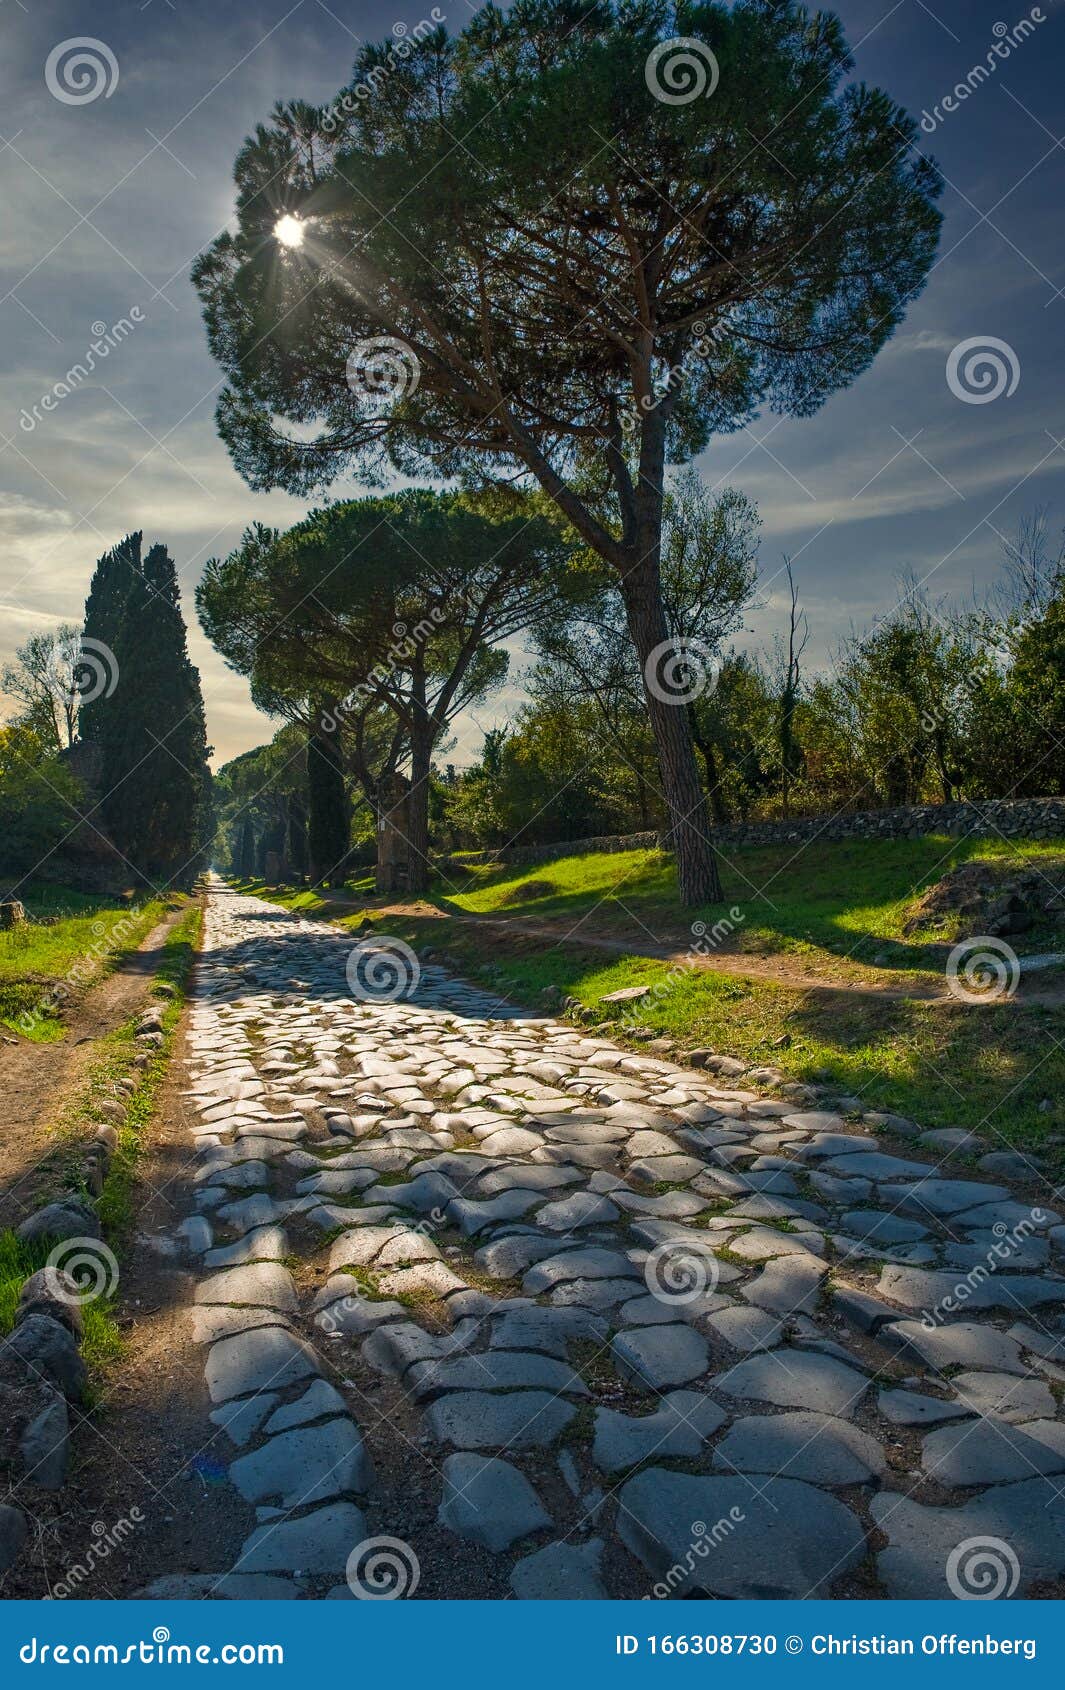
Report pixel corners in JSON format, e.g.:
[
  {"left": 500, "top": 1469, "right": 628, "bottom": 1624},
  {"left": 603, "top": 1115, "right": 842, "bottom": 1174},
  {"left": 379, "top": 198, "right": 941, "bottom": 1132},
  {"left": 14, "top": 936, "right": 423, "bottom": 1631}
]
[{"left": 1, "top": 1601, "right": 1060, "bottom": 1685}]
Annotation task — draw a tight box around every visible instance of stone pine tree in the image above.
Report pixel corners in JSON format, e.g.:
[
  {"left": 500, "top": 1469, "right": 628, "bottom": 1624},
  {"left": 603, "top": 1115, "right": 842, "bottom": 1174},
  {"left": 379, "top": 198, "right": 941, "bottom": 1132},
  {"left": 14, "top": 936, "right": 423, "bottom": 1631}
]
[
  {"left": 93, "top": 543, "right": 212, "bottom": 889},
  {"left": 307, "top": 713, "right": 348, "bottom": 885},
  {"left": 192, "top": 0, "right": 942, "bottom": 905},
  {"left": 197, "top": 491, "right": 577, "bottom": 892}
]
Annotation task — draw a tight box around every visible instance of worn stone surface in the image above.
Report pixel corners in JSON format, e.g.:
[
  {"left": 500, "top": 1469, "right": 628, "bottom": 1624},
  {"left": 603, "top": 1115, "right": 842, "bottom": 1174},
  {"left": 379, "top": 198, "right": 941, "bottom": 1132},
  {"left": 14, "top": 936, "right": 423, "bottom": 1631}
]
[
  {"left": 717, "top": 1350, "right": 869, "bottom": 1417},
  {"left": 235, "top": 1503, "right": 368, "bottom": 1574},
  {"left": 159, "top": 883, "right": 1065, "bottom": 1599},
  {"left": 228, "top": 1419, "right": 372, "bottom": 1506},
  {"left": 714, "top": 1411, "right": 885, "bottom": 1486},
  {"left": 594, "top": 1393, "right": 726, "bottom": 1473},
  {"left": 424, "top": 1391, "right": 577, "bottom": 1449},
  {"left": 438, "top": 1454, "right": 551, "bottom": 1551},
  {"left": 510, "top": 1539, "right": 608, "bottom": 1599},
  {"left": 618, "top": 1470, "right": 866, "bottom": 1597},
  {"left": 874, "top": 1482, "right": 1065, "bottom": 1598},
  {"left": 612, "top": 1325, "right": 710, "bottom": 1390}
]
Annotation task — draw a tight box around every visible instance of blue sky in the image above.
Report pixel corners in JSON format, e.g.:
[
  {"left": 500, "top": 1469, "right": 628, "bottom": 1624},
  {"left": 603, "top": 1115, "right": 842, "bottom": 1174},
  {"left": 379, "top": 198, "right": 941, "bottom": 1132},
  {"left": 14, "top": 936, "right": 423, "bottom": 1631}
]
[{"left": 1, "top": 0, "right": 1063, "bottom": 766}]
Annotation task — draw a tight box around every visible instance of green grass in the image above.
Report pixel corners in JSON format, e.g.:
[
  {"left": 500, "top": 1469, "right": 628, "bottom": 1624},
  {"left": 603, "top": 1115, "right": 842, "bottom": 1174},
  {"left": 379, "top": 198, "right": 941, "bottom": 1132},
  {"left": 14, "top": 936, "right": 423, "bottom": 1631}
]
[
  {"left": 243, "top": 837, "right": 1065, "bottom": 1158},
  {"left": 0, "top": 901, "right": 203, "bottom": 1383},
  {"left": 0, "top": 1231, "right": 124, "bottom": 1375},
  {"left": 0, "top": 887, "right": 171, "bottom": 1040},
  {"left": 242, "top": 833, "right": 1065, "bottom": 984},
  {"left": 88, "top": 905, "right": 202, "bottom": 1245},
  {"left": 431, "top": 833, "right": 1065, "bottom": 973}
]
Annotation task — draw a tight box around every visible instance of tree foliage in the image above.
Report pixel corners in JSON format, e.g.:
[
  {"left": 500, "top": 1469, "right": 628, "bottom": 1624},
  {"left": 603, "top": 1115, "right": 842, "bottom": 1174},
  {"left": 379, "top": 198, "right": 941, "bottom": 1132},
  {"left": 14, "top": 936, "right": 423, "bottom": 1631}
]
[{"left": 192, "top": 0, "right": 941, "bottom": 902}]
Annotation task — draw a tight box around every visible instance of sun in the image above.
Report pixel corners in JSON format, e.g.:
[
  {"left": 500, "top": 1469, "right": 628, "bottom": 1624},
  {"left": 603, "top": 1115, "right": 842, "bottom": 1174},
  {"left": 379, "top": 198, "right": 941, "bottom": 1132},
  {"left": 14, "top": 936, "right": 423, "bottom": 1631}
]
[{"left": 273, "top": 214, "right": 305, "bottom": 249}]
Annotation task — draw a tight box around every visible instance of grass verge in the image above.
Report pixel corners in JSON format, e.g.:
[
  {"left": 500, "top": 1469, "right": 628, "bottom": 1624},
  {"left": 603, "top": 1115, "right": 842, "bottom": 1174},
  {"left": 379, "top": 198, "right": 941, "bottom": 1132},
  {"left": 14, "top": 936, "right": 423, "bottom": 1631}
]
[
  {"left": 0, "top": 885, "right": 174, "bottom": 1041},
  {"left": 0, "top": 900, "right": 203, "bottom": 1379},
  {"left": 247, "top": 870, "right": 1065, "bottom": 1168}
]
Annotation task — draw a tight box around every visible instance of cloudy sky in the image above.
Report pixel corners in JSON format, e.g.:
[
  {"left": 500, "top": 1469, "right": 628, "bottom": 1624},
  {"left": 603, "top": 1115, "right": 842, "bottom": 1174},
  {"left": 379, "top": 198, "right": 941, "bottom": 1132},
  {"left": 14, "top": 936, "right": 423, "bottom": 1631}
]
[{"left": 2, "top": 0, "right": 1063, "bottom": 768}]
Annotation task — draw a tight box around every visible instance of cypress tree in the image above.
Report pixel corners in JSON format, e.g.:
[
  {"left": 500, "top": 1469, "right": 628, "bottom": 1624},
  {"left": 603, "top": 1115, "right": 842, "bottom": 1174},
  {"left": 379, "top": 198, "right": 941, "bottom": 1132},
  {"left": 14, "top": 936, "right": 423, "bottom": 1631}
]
[
  {"left": 307, "top": 717, "right": 348, "bottom": 885},
  {"left": 79, "top": 533, "right": 140, "bottom": 748},
  {"left": 96, "top": 543, "right": 211, "bottom": 889}
]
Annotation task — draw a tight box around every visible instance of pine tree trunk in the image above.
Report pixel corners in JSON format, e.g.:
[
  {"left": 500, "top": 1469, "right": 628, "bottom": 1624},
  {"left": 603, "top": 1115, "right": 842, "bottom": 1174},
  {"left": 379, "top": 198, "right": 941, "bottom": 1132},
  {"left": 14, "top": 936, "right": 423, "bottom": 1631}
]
[
  {"left": 404, "top": 663, "right": 432, "bottom": 894},
  {"left": 619, "top": 548, "right": 722, "bottom": 907},
  {"left": 406, "top": 721, "right": 432, "bottom": 894}
]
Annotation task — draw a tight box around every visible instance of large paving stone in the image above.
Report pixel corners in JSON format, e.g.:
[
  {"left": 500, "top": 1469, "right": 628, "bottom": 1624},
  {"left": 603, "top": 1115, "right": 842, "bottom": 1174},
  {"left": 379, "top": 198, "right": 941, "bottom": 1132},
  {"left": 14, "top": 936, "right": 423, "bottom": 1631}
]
[
  {"left": 874, "top": 1481, "right": 1065, "bottom": 1598},
  {"left": 841, "top": 1210, "right": 930, "bottom": 1245},
  {"left": 205, "top": 1327, "right": 320, "bottom": 1403},
  {"left": 510, "top": 1539, "right": 607, "bottom": 1599},
  {"left": 618, "top": 1470, "right": 866, "bottom": 1598},
  {"left": 881, "top": 1319, "right": 1027, "bottom": 1375},
  {"left": 195, "top": 1263, "right": 298, "bottom": 1311},
  {"left": 491, "top": 1306, "right": 608, "bottom": 1358},
  {"left": 204, "top": 1226, "right": 288, "bottom": 1269},
  {"left": 593, "top": 1392, "right": 726, "bottom": 1473},
  {"left": 474, "top": 1234, "right": 585, "bottom": 1277},
  {"left": 236, "top": 1502, "right": 367, "bottom": 1574},
  {"left": 825, "top": 1152, "right": 930, "bottom": 1180},
  {"left": 953, "top": 1370, "right": 1056, "bottom": 1424},
  {"left": 741, "top": 1253, "right": 825, "bottom": 1317},
  {"left": 878, "top": 1265, "right": 1065, "bottom": 1315},
  {"left": 880, "top": 1179, "right": 1010, "bottom": 1217},
  {"left": 706, "top": 1305, "right": 784, "bottom": 1353},
  {"left": 408, "top": 1351, "right": 588, "bottom": 1399},
  {"left": 228, "top": 1419, "right": 372, "bottom": 1506},
  {"left": 877, "top": 1388, "right": 972, "bottom": 1427},
  {"left": 715, "top": 1411, "right": 885, "bottom": 1485},
  {"left": 524, "top": 1248, "right": 639, "bottom": 1294},
  {"left": 438, "top": 1454, "right": 551, "bottom": 1552},
  {"left": 424, "top": 1390, "right": 576, "bottom": 1449},
  {"left": 717, "top": 1350, "right": 869, "bottom": 1417},
  {"left": 210, "top": 1393, "right": 279, "bottom": 1447},
  {"left": 612, "top": 1325, "right": 710, "bottom": 1390},
  {"left": 922, "top": 1417, "right": 1065, "bottom": 1485},
  {"left": 535, "top": 1191, "right": 620, "bottom": 1230}
]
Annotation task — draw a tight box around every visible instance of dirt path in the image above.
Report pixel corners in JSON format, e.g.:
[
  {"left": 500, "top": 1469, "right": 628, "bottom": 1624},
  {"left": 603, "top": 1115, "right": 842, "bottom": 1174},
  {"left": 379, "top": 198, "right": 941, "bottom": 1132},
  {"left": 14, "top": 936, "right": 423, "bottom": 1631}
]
[{"left": 0, "top": 904, "right": 191, "bottom": 1225}]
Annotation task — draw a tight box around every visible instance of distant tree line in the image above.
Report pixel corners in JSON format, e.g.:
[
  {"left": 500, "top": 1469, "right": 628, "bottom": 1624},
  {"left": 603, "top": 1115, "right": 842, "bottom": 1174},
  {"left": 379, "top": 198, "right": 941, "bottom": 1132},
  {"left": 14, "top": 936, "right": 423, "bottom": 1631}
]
[{"left": 205, "top": 476, "right": 1065, "bottom": 887}]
